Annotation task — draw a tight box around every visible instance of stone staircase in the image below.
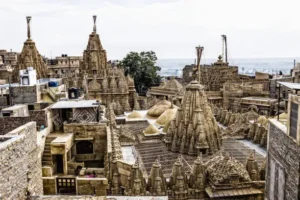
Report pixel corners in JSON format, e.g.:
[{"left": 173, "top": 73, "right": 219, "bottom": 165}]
[{"left": 42, "top": 137, "right": 56, "bottom": 166}]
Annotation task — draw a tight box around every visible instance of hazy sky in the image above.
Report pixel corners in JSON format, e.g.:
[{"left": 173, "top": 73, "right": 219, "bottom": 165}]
[{"left": 1, "top": 0, "right": 300, "bottom": 59}]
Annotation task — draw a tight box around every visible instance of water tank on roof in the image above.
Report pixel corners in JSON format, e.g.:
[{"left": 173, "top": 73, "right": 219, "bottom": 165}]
[
  {"left": 68, "top": 88, "right": 79, "bottom": 99},
  {"left": 48, "top": 81, "right": 58, "bottom": 87}
]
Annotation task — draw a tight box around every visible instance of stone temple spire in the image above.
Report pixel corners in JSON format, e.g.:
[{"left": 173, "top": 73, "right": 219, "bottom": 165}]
[
  {"left": 81, "top": 15, "right": 107, "bottom": 76},
  {"left": 93, "top": 15, "right": 97, "bottom": 33},
  {"left": 26, "top": 16, "right": 31, "bottom": 39},
  {"left": 164, "top": 47, "right": 221, "bottom": 156},
  {"left": 13, "top": 16, "right": 48, "bottom": 81}
]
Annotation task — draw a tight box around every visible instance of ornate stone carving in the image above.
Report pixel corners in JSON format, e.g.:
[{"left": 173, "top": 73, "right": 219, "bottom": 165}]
[{"left": 13, "top": 16, "right": 48, "bottom": 81}]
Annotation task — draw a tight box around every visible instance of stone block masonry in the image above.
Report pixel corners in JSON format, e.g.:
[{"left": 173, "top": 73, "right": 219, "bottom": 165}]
[
  {"left": 0, "top": 109, "right": 48, "bottom": 135},
  {"left": 0, "top": 122, "right": 43, "bottom": 199},
  {"left": 266, "top": 119, "right": 300, "bottom": 200}
]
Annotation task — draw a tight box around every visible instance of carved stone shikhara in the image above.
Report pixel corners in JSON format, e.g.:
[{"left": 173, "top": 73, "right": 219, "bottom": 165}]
[
  {"left": 164, "top": 79, "right": 221, "bottom": 156},
  {"left": 13, "top": 16, "right": 48, "bottom": 81},
  {"left": 64, "top": 16, "right": 136, "bottom": 113}
]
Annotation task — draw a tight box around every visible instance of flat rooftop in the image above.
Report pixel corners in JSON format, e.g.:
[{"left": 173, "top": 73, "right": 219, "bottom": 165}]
[
  {"left": 278, "top": 81, "right": 300, "bottom": 90},
  {"left": 241, "top": 96, "right": 277, "bottom": 102},
  {"left": 2, "top": 104, "right": 27, "bottom": 111},
  {"left": 51, "top": 100, "right": 99, "bottom": 109}
]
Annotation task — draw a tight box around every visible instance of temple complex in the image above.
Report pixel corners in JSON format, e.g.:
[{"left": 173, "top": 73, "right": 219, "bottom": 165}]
[
  {"left": 182, "top": 55, "right": 239, "bottom": 90},
  {"left": 13, "top": 17, "right": 48, "bottom": 82},
  {"left": 5, "top": 15, "right": 300, "bottom": 200}
]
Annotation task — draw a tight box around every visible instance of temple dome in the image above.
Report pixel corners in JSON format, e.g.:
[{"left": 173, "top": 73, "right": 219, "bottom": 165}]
[
  {"left": 257, "top": 116, "right": 268, "bottom": 126},
  {"left": 127, "top": 111, "right": 143, "bottom": 119},
  {"left": 205, "top": 154, "right": 251, "bottom": 184},
  {"left": 156, "top": 106, "right": 178, "bottom": 125},
  {"left": 161, "top": 77, "right": 183, "bottom": 92},
  {"left": 278, "top": 112, "right": 287, "bottom": 120},
  {"left": 147, "top": 99, "right": 172, "bottom": 117},
  {"left": 143, "top": 124, "right": 159, "bottom": 135}
]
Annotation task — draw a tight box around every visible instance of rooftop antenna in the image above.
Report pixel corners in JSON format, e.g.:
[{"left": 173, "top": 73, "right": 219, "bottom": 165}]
[
  {"left": 93, "top": 15, "right": 97, "bottom": 33},
  {"left": 26, "top": 16, "right": 32, "bottom": 39},
  {"left": 221, "top": 35, "right": 228, "bottom": 63}
]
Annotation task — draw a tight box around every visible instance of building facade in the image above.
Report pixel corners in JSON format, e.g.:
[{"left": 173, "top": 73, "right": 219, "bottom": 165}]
[{"left": 266, "top": 94, "right": 300, "bottom": 200}]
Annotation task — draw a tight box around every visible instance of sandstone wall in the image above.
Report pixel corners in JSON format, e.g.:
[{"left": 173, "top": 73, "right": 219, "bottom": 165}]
[
  {"left": 0, "top": 109, "right": 48, "bottom": 135},
  {"left": 64, "top": 123, "right": 107, "bottom": 161},
  {"left": 11, "top": 85, "right": 38, "bottom": 104},
  {"left": 266, "top": 119, "right": 300, "bottom": 200},
  {"left": 0, "top": 122, "right": 43, "bottom": 199}
]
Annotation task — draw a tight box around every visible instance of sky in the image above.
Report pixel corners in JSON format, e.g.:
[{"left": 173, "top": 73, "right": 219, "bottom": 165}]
[{"left": 1, "top": 0, "right": 300, "bottom": 60}]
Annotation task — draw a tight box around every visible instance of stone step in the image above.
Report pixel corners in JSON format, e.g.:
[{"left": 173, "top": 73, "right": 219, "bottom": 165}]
[
  {"left": 42, "top": 161, "right": 53, "bottom": 166},
  {"left": 42, "top": 156, "right": 52, "bottom": 161},
  {"left": 43, "top": 153, "right": 51, "bottom": 158},
  {"left": 45, "top": 142, "right": 52, "bottom": 146},
  {"left": 44, "top": 149, "right": 51, "bottom": 154},
  {"left": 44, "top": 146, "right": 50, "bottom": 150},
  {"left": 46, "top": 137, "right": 56, "bottom": 143}
]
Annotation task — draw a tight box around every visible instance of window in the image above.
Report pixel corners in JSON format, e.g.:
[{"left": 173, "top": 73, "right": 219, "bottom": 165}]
[{"left": 290, "top": 102, "right": 298, "bottom": 140}]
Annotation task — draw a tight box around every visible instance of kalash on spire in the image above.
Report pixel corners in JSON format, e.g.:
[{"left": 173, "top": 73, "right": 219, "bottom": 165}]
[{"left": 164, "top": 46, "right": 222, "bottom": 156}]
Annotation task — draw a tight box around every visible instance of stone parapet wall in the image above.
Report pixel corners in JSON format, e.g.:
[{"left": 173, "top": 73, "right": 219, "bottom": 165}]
[
  {"left": 11, "top": 85, "right": 38, "bottom": 104},
  {"left": 266, "top": 119, "right": 300, "bottom": 200},
  {"left": 0, "top": 122, "right": 43, "bottom": 199},
  {"left": 32, "top": 196, "right": 106, "bottom": 200},
  {"left": 77, "top": 178, "right": 108, "bottom": 196},
  {"left": 0, "top": 108, "right": 48, "bottom": 134},
  {"left": 42, "top": 177, "right": 57, "bottom": 195}
]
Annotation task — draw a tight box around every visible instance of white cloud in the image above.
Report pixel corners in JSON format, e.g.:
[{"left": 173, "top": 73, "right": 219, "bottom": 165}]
[{"left": 0, "top": 0, "right": 300, "bottom": 59}]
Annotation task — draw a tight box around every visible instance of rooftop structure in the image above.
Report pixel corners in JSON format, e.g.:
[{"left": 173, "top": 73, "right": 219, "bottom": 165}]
[{"left": 47, "top": 55, "right": 82, "bottom": 78}]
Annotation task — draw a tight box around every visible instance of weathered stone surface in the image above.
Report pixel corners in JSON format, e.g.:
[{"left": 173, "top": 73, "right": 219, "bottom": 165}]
[
  {"left": 0, "top": 109, "right": 48, "bottom": 134},
  {"left": 0, "top": 122, "right": 43, "bottom": 199},
  {"left": 266, "top": 119, "right": 300, "bottom": 200}
]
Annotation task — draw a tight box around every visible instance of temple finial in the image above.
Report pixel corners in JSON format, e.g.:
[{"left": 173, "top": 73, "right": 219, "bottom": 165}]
[
  {"left": 93, "top": 15, "right": 97, "bottom": 33},
  {"left": 26, "top": 16, "right": 32, "bottom": 39},
  {"left": 195, "top": 46, "right": 204, "bottom": 83}
]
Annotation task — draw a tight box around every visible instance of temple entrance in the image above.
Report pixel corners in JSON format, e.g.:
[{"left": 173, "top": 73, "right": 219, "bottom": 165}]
[
  {"left": 56, "top": 177, "right": 76, "bottom": 195},
  {"left": 76, "top": 141, "right": 94, "bottom": 154},
  {"left": 56, "top": 155, "right": 63, "bottom": 174}
]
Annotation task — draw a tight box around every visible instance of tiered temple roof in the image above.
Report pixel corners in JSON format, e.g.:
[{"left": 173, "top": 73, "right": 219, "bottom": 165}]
[
  {"left": 13, "top": 16, "right": 48, "bottom": 81},
  {"left": 70, "top": 16, "right": 136, "bottom": 112},
  {"left": 164, "top": 78, "right": 221, "bottom": 156}
]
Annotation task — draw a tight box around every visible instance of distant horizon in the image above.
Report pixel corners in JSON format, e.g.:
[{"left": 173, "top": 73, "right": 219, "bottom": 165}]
[{"left": 1, "top": 0, "right": 300, "bottom": 60}]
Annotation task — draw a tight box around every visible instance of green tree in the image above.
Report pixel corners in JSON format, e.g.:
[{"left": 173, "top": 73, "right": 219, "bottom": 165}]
[{"left": 120, "top": 51, "right": 161, "bottom": 95}]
